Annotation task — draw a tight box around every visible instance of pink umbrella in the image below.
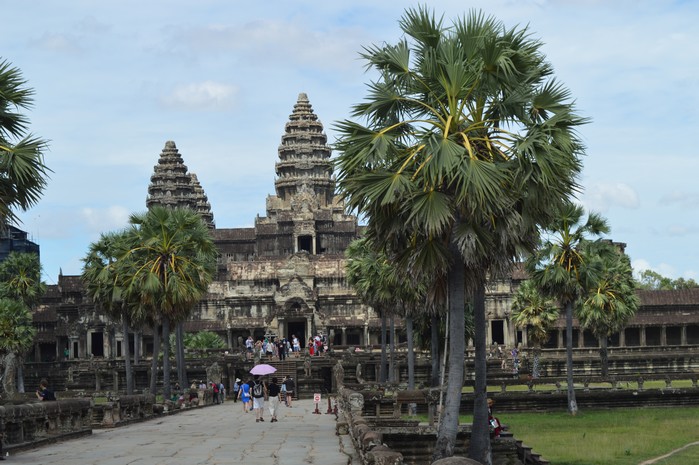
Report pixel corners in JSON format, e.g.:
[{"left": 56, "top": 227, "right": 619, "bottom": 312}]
[{"left": 249, "top": 363, "right": 277, "bottom": 376}]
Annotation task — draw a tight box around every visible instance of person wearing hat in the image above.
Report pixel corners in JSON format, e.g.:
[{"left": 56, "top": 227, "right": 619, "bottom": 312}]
[
  {"left": 233, "top": 378, "right": 241, "bottom": 403},
  {"left": 487, "top": 398, "right": 502, "bottom": 438}
]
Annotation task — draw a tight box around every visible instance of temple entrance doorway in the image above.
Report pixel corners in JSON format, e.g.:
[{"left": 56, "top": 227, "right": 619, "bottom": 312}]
[{"left": 287, "top": 321, "right": 306, "bottom": 348}]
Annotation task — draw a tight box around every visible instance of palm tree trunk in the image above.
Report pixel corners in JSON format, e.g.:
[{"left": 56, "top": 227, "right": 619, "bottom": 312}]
[
  {"left": 565, "top": 300, "right": 578, "bottom": 415},
  {"left": 433, "top": 251, "right": 466, "bottom": 461},
  {"left": 162, "top": 316, "right": 172, "bottom": 400},
  {"left": 380, "top": 309, "right": 387, "bottom": 383},
  {"left": 389, "top": 314, "right": 396, "bottom": 383},
  {"left": 150, "top": 324, "right": 161, "bottom": 395},
  {"left": 600, "top": 336, "right": 609, "bottom": 379},
  {"left": 176, "top": 322, "right": 187, "bottom": 389},
  {"left": 2, "top": 352, "right": 17, "bottom": 397},
  {"left": 431, "top": 314, "right": 440, "bottom": 387},
  {"left": 406, "top": 314, "right": 416, "bottom": 416},
  {"left": 407, "top": 315, "right": 415, "bottom": 390},
  {"left": 533, "top": 346, "right": 541, "bottom": 379},
  {"left": 17, "top": 355, "right": 25, "bottom": 393},
  {"left": 468, "top": 283, "right": 492, "bottom": 465},
  {"left": 134, "top": 331, "right": 141, "bottom": 365},
  {"left": 123, "top": 318, "right": 133, "bottom": 395}
]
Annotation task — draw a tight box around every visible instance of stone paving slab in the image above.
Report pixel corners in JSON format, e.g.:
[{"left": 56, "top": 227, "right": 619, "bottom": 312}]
[{"left": 5, "top": 399, "right": 354, "bottom": 465}]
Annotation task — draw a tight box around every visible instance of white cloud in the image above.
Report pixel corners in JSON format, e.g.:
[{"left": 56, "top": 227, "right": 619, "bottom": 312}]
[
  {"left": 659, "top": 191, "right": 699, "bottom": 209},
  {"left": 80, "top": 206, "right": 131, "bottom": 235},
  {"left": 582, "top": 182, "right": 639, "bottom": 213},
  {"left": 32, "top": 33, "right": 83, "bottom": 54},
  {"left": 160, "top": 81, "right": 238, "bottom": 111}
]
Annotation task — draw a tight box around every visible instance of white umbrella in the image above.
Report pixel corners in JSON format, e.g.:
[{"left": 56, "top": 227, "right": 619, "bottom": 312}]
[{"left": 249, "top": 363, "right": 277, "bottom": 376}]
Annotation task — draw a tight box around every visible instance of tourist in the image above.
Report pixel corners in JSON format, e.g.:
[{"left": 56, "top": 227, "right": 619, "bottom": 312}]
[
  {"left": 280, "top": 376, "right": 288, "bottom": 406},
  {"left": 267, "top": 377, "right": 281, "bottom": 422},
  {"left": 219, "top": 381, "right": 225, "bottom": 403},
  {"left": 238, "top": 379, "right": 252, "bottom": 413},
  {"left": 487, "top": 398, "right": 502, "bottom": 438},
  {"left": 245, "top": 336, "right": 254, "bottom": 360},
  {"left": 251, "top": 375, "right": 267, "bottom": 422},
  {"left": 308, "top": 337, "right": 315, "bottom": 356},
  {"left": 283, "top": 376, "right": 295, "bottom": 408},
  {"left": 36, "top": 378, "right": 56, "bottom": 401},
  {"left": 292, "top": 335, "right": 300, "bottom": 356},
  {"left": 233, "top": 378, "right": 241, "bottom": 403},
  {"left": 277, "top": 338, "right": 286, "bottom": 361}
]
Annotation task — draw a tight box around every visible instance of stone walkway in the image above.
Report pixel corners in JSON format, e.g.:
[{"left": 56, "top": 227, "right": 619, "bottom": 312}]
[{"left": 5, "top": 399, "right": 357, "bottom": 465}]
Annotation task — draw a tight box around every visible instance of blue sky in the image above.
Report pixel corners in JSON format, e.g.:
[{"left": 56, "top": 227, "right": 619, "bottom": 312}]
[{"left": 3, "top": 0, "right": 698, "bottom": 284}]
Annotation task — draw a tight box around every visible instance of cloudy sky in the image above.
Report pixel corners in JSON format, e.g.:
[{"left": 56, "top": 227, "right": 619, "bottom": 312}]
[{"left": 3, "top": 0, "right": 698, "bottom": 284}]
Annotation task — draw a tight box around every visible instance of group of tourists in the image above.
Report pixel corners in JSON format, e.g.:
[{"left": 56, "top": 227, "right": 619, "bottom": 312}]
[
  {"left": 234, "top": 375, "right": 295, "bottom": 422},
  {"left": 245, "top": 333, "right": 324, "bottom": 360}
]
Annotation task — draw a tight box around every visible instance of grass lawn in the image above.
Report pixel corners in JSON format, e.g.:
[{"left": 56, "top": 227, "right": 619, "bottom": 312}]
[{"left": 502, "top": 406, "right": 699, "bottom": 465}]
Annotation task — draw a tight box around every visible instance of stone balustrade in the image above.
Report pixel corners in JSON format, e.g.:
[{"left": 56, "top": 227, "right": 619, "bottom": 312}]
[{"left": 0, "top": 399, "right": 91, "bottom": 452}]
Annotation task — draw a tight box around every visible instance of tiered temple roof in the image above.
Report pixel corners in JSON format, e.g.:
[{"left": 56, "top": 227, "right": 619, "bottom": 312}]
[{"left": 146, "top": 140, "right": 214, "bottom": 228}]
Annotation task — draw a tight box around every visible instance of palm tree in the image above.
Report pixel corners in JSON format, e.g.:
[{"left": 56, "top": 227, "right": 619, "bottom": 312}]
[
  {"left": 82, "top": 231, "right": 145, "bottom": 395},
  {"left": 0, "top": 251, "right": 45, "bottom": 392},
  {"left": 511, "top": 279, "right": 559, "bottom": 379},
  {"left": 527, "top": 203, "right": 609, "bottom": 415},
  {"left": 119, "top": 206, "right": 216, "bottom": 400},
  {"left": 0, "top": 297, "right": 36, "bottom": 397},
  {"left": 345, "top": 237, "right": 395, "bottom": 382},
  {"left": 577, "top": 242, "right": 639, "bottom": 378},
  {"left": 334, "top": 8, "right": 585, "bottom": 462},
  {"left": 0, "top": 59, "right": 51, "bottom": 227}
]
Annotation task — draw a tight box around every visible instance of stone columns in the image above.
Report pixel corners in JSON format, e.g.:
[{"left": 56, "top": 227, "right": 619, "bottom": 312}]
[
  {"left": 341, "top": 327, "right": 347, "bottom": 345},
  {"left": 557, "top": 329, "right": 564, "bottom": 349},
  {"left": 660, "top": 325, "right": 667, "bottom": 346},
  {"left": 681, "top": 325, "right": 688, "bottom": 345},
  {"left": 640, "top": 326, "right": 647, "bottom": 347}
]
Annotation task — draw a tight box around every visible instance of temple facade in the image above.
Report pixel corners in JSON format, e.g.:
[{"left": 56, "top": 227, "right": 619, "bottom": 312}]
[{"left": 28, "top": 93, "right": 699, "bottom": 362}]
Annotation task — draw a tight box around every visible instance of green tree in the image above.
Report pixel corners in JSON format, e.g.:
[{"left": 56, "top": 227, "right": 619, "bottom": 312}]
[
  {"left": 511, "top": 279, "right": 559, "bottom": 379},
  {"left": 0, "top": 298, "right": 36, "bottom": 397},
  {"left": 635, "top": 269, "right": 699, "bottom": 290},
  {"left": 0, "top": 251, "right": 44, "bottom": 392},
  {"left": 119, "top": 206, "right": 216, "bottom": 399},
  {"left": 82, "top": 231, "right": 148, "bottom": 395},
  {"left": 527, "top": 203, "right": 609, "bottom": 415},
  {"left": 0, "top": 58, "right": 51, "bottom": 226},
  {"left": 577, "top": 242, "right": 639, "bottom": 378},
  {"left": 334, "top": 8, "right": 585, "bottom": 462},
  {"left": 345, "top": 237, "right": 395, "bottom": 382}
]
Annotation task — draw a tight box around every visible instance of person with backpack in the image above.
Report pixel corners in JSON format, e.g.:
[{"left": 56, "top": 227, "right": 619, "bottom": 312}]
[
  {"left": 211, "top": 381, "right": 220, "bottom": 404},
  {"left": 36, "top": 378, "right": 56, "bottom": 401},
  {"left": 251, "top": 375, "right": 267, "bottom": 422},
  {"left": 233, "top": 378, "right": 241, "bottom": 403},
  {"left": 283, "top": 376, "right": 295, "bottom": 408}
]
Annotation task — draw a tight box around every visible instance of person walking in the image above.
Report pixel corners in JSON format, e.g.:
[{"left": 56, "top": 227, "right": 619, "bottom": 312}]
[
  {"left": 267, "top": 377, "right": 281, "bottom": 422},
  {"left": 283, "top": 376, "right": 295, "bottom": 408},
  {"left": 252, "top": 375, "right": 267, "bottom": 422},
  {"left": 238, "top": 379, "right": 252, "bottom": 413},
  {"left": 232, "top": 378, "right": 241, "bottom": 403}
]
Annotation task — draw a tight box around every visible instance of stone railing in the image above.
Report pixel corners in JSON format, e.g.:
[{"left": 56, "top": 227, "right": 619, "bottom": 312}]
[
  {"left": 336, "top": 385, "right": 404, "bottom": 465},
  {"left": 0, "top": 399, "right": 92, "bottom": 453},
  {"left": 92, "top": 394, "right": 156, "bottom": 427}
]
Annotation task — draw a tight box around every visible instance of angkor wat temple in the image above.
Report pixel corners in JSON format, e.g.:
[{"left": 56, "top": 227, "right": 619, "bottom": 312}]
[{"left": 28, "top": 93, "right": 699, "bottom": 363}]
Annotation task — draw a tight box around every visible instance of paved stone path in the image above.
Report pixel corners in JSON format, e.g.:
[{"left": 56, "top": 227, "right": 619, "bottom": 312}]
[{"left": 6, "top": 399, "right": 356, "bottom": 465}]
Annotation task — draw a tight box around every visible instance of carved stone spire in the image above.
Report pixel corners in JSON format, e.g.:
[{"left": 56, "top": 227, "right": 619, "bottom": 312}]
[
  {"left": 190, "top": 173, "right": 215, "bottom": 228},
  {"left": 274, "top": 93, "right": 334, "bottom": 206},
  {"left": 146, "top": 140, "right": 215, "bottom": 228}
]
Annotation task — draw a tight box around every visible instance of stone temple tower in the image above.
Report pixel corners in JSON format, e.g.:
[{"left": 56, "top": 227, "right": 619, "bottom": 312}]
[{"left": 146, "top": 140, "right": 215, "bottom": 228}]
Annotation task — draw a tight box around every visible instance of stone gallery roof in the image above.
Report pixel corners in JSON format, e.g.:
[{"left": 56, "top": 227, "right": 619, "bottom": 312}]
[
  {"left": 637, "top": 289, "right": 699, "bottom": 307},
  {"left": 59, "top": 275, "right": 84, "bottom": 292},
  {"left": 213, "top": 228, "right": 256, "bottom": 241}
]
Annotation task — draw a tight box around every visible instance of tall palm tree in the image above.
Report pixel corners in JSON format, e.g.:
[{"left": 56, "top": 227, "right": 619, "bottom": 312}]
[
  {"left": 0, "top": 59, "right": 50, "bottom": 227},
  {"left": 334, "top": 8, "right": 585, "bottom": 462},
  {"left": 577, "top": 242, "right": 639, "bottom": 378},
  {"left": 0, "top": 297, "right": 35, "bottom": 397},
  {"left": 527, "top": 203, "right": 609, "bottom": 415},
  {"left": 82, "top": 231, "right": 145, "bottom": 395},
  {"left": 119, "top": 206, "right": 216, "bottom": 399},
  {"left": 0, "top": 251, "right": 45, "bottom": 392},
  {"left": 345, "top": 237, "right": 396, "bottom": 382},
  {"left": 511, "top": 279, "right": 559, "bottom": 379}
]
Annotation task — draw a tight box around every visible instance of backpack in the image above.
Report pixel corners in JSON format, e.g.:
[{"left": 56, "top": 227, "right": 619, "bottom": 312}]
[{"left": 253, "top": 382, "right": 263, "bottom": 397}]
